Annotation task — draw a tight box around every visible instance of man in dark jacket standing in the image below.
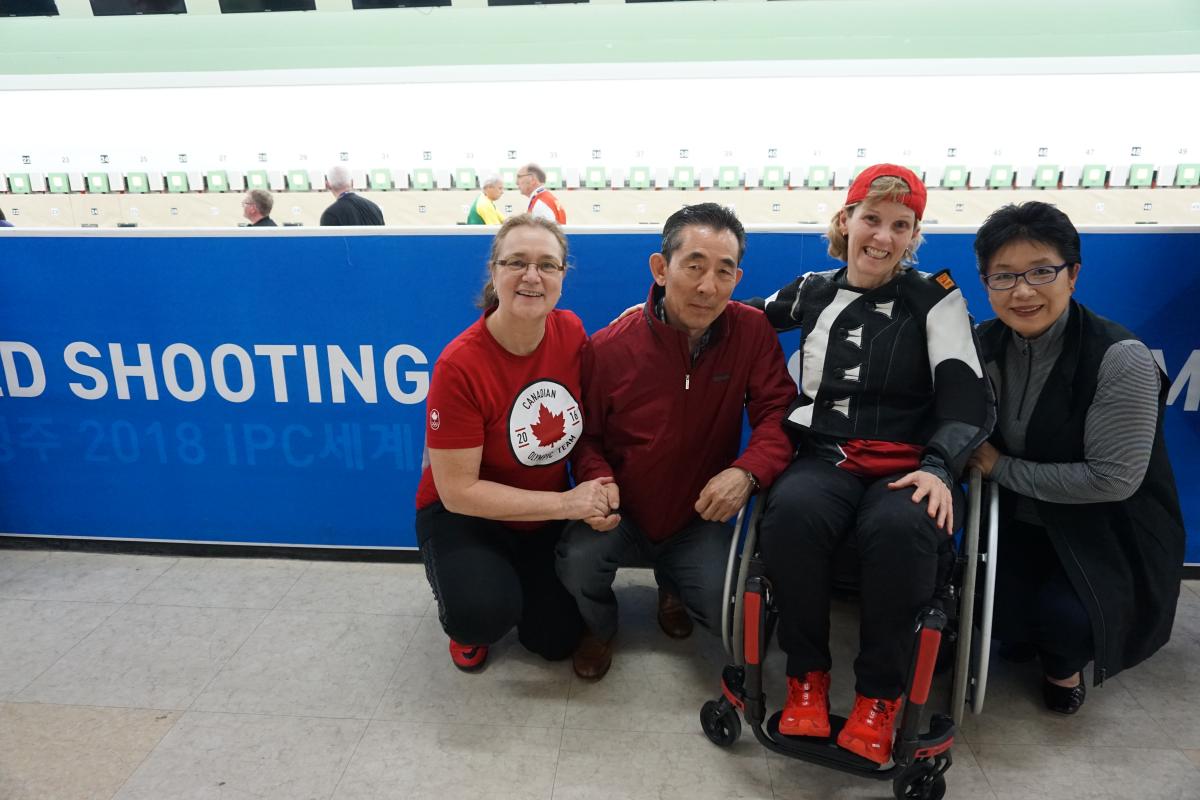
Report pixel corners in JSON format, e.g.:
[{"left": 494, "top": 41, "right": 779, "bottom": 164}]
[
  {"left": 242, "top": 189, "right": 277, "bottom": 227},
  {"left": 557, "top": 203, "right": 797, "bottom": 680},
  {"left": 320, "top": 166, "right": 384, "bottom": 226}
]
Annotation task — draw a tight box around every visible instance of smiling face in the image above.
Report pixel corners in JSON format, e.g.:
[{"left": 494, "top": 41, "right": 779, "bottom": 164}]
[
  {"left": 839, "top": 199, "right": 918, "bottom": 290},
  {"left": 650, "top": 224, "right": 742, "bottom": 342},
  {"left": 490, "top": 224, "right": 566, "bottom": 323},
  {"left": 984, "top": 238, "right": 1079, "bottom": 339}
]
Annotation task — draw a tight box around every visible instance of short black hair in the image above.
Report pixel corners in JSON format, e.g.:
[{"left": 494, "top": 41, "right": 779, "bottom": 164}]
[
  {"left": 661, "top": 203, "right": 746, "bottom": 265},
  {"left": 974, "top": 202, "right": 1081, "bottom": 275}
]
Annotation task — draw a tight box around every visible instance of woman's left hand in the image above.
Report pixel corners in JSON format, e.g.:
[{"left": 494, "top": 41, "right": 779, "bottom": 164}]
[
  {"left": 888, "top": 469, "right": 954, "bottom": 535},
  {"left": 967, "top": 441, "right": 1000, "bottom": 479}
]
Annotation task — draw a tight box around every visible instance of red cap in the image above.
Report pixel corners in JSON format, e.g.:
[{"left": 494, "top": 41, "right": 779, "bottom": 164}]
[{"left": 845, "top": 163, "right": 927, "bottom": 221}]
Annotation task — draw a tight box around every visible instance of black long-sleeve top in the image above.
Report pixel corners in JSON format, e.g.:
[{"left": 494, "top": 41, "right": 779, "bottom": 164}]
[{"left": 746, "top": 266, "right": 995, "bottom": 483}]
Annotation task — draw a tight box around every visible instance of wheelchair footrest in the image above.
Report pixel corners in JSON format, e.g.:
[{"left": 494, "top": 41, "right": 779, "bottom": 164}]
[{"left": 765, "top": 712, "right": 885, "bottom": 772}]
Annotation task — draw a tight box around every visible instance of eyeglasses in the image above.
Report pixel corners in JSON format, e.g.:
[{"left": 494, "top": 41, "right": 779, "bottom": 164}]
[
  {"left": 495, "top": 258, "right": 565, "bottom": 275},
  {"left": 984, "top": 263, "right": 1070, "bottom": 291},
  {"left": 516, "top": 172, "right": 532, "bottom": 179}
]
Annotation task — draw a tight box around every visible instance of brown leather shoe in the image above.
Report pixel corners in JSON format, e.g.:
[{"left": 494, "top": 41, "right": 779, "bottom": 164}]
[
  {"left": 657, "top": 588, "right": 694, "bottom": 639},
  {"left": 572, "top": 632, "right": 613, "bottom": 680}
]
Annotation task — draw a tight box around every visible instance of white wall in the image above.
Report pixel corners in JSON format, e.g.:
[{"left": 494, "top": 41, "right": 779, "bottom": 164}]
[{"left": 5, "top": 68, "right": 1197, "bottom": 184}]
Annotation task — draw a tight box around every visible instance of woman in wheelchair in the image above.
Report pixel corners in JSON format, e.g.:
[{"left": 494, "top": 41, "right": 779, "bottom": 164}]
[
  {"left": 745, "top": 164, "right": 995, "bottom": 765},
  {"left": 967, "top": 202, "right": 1185, "bottom": 715}
]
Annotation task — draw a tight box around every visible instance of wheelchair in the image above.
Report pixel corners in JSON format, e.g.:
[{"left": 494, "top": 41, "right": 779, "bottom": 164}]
[{"left": 699, "top": 468, "right": 999, "bottom": 800}]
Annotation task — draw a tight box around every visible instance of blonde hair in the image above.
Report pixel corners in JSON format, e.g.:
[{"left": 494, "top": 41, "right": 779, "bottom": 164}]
[
  {"left": 826, "top": 176, "right": 924, "bottom": 266},
  {"left": 477, "top": 214, "right": 569, "bottom": 310}
]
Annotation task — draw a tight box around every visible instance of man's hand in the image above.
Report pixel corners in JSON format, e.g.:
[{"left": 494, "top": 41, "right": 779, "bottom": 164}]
[
  {"left": 561, "top": 476, "right": 617, "bottom": 521},
  {"left": 887, "top": 469, "right": 954, "bottom": 534},
  {"left": 582, "top": 479, "right": 622, "bottom": 532},
  {"left": 583, "top": 513, "right": 622, "bottom": 532},
  {"left": 967, "top": 442, "right": 1001, "bottom": 479},
  {"left": 695, "top": 467, "right": 753, "bottom": 522}
]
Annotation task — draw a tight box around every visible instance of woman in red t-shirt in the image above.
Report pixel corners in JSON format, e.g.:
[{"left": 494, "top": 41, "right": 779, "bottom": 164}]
[{"left": 415, "top": 214, "right": 618, "bottom": 672}]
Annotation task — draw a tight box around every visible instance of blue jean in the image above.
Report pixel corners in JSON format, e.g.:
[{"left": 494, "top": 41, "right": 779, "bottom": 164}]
[{"left": 556, "top": 515, "right": 732, "bottom": 642}]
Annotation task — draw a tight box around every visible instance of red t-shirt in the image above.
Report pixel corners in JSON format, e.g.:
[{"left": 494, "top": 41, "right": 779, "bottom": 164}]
[{"left": 414, "top": 309, "right": 587, "bottom": 528}]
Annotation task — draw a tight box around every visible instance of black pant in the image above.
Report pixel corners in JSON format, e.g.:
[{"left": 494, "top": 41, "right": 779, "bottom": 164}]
[
  {"left": 416, "top": 503, "right": 584, "bottom": 661},
  {"left": 759, "top": 458, "right": 961, "bottom": 700},
  {"left": 994, "top": 519, "right": 1094, "bottom": 680}
]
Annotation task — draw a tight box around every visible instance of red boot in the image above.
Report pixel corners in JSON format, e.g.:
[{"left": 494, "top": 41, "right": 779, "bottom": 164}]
[
  {"left": 837, "top": 693, "right": 902, "bottom": 764},
  {"left": 778, "top": 671, "right": 831, "bottom": 737}
]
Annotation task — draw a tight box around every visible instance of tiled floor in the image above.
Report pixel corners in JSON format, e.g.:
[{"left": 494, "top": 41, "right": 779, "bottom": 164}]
[{"left": 1, "top": 546, "right": 1197, "bottom": 800}]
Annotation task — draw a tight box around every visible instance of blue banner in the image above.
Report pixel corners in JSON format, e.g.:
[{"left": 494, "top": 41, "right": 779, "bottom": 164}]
[{"left": 1, "top": 229, "right": 1197, "bottom": 561}]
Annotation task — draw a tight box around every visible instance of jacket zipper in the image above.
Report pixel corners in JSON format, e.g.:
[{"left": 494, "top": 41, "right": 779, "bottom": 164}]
[
  {"left": 683, "top": 336, "right": 698, "bottom": 391},
  {"left": 1015, "top": 339, "right": 1032, "bottom": 421}
]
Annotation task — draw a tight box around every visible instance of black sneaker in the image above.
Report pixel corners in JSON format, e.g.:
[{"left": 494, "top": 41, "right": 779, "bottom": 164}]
[{"left": 1043, "top": 676, "right": 1086, "bottom": 714}]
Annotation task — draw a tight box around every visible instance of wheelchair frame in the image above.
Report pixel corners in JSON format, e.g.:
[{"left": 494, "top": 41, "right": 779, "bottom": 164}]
[{"left": 703, "top": 468, "right": 1000, "bottom": 800}]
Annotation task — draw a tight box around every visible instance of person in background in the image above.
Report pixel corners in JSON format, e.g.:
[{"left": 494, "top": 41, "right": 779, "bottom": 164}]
[
  {"left": 0, "top": 208, "right": 13, "bottom": 227},
  {"left": 416, "top": 214, "right": 610, "bottom": 672},
  {"left": 748, "top": 164, "right": 994, "bottom": 765},
  {"left": 467, "top": 176, "right": 505, "bottom": 225},
  {"left": 517, "top": 163, "right": 566, "bottom": 225},
  {"left": 557, "top": 203, "right": 795, "bottom": 681},
  {"left": 241, "top": 189, "right": 277, "bottom": 227},
  {"left": 968, "top": 201, "right": 1184, "bottom": 715},
  {"left": 320, "top": 165, "right": 385, "bottom": 226}
]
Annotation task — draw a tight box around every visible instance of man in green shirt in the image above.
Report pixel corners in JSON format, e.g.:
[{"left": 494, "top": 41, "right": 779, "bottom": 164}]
[{"left": 467, "top": 176, "right": 505, "bottom": 225}]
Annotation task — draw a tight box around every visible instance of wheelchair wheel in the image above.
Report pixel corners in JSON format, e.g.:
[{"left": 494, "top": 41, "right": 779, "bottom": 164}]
[
  {"left": 892, "top": 760, "right": 947, "bottom": 800},
  {"left": 700, "top": 700, "right": 742, "bottom": 747}
]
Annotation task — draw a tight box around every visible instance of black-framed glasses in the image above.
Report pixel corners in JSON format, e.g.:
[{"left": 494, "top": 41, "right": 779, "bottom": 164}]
[
  {"left": 495, "top": 258, "right": 565, "bottom": 275},
  {"left": 984, "top": 263, "right": 1071, "bottom": 291},
  {"left": 516, "top": 172, "right": 532, "bottom": 180}
]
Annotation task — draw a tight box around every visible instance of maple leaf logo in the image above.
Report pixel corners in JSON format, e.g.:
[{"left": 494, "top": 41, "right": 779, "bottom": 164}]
[{"left": 530, "top": 403, "right": 566, "bottom": 447}]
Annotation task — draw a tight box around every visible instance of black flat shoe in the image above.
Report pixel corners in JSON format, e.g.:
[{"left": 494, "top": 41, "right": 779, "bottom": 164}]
[{"left": 1043, "top": 676, "right": 1087, "bottom": 715}]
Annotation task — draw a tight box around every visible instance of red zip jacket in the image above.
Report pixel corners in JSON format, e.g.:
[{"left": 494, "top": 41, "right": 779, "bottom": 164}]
[{"left": 572, "top": 284, "right": 797, "bottom": 542}]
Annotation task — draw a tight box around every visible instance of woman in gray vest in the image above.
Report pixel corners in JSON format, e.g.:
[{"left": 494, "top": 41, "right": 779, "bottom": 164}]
[{"left": 968, "top": 201, "right": 1185, "bottom": 715}]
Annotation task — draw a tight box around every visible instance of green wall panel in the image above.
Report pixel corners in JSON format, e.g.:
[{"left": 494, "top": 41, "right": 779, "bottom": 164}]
[{"left": 0, "top": 1, "right": 1196, "bottom": 77}]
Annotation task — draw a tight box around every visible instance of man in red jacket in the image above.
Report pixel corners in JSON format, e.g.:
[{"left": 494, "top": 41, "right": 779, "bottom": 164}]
[{"left": 557, "top": 203, "right": 797, "bottom": 680}]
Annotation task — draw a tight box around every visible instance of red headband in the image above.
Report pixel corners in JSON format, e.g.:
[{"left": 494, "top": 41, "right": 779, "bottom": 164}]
[{"left": 845, "top": 163, "right": 927, "bottom": 221}]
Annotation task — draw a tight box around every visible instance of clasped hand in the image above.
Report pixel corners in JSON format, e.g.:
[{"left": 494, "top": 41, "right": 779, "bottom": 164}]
[
  {"left": 576, "top": 466, "right": 752, "bottom": 533},
  {"left": 573, "top": 477, "right": 622, "bottom": 532}
]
